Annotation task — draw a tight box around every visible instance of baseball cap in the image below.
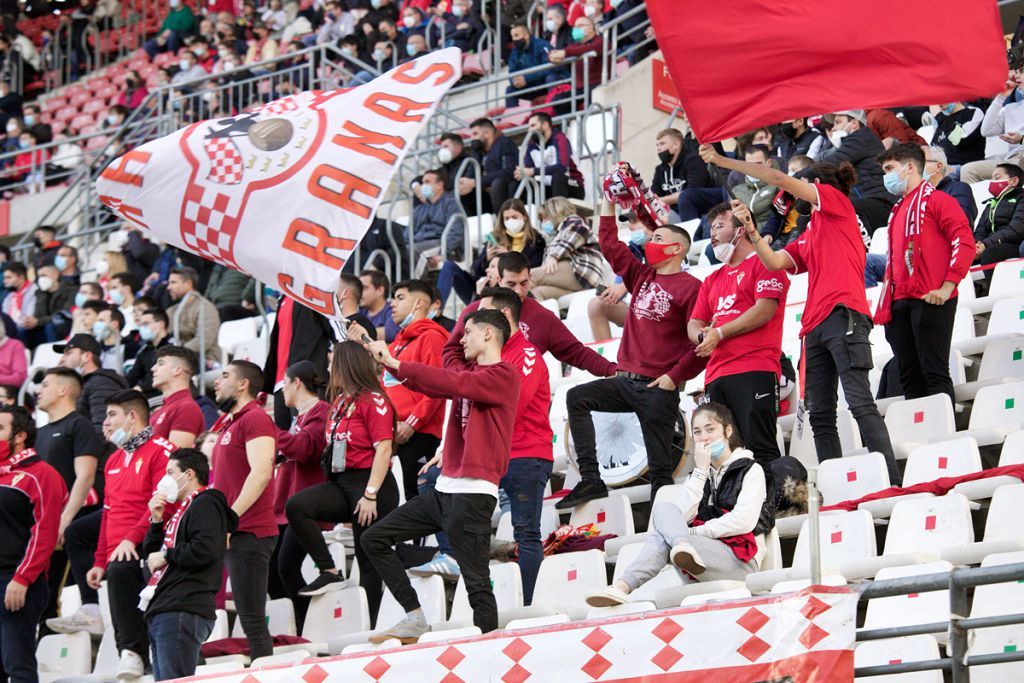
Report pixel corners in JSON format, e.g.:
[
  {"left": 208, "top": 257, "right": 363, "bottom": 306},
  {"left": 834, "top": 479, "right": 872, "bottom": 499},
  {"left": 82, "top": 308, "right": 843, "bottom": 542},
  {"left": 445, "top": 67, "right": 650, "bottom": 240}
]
[
  {"left": 53, "top": 333, "right": 103, "bottom": 357},
  {"left": 832, "top": 109, "right": 867, "bottom": 125}
]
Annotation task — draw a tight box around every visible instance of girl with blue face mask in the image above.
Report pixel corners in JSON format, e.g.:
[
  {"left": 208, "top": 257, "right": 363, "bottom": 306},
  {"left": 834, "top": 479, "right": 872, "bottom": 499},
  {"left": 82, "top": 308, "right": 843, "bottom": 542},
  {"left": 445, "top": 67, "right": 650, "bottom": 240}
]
[{"left": 584, "top": 402, "right": 772, "bottom": 609}]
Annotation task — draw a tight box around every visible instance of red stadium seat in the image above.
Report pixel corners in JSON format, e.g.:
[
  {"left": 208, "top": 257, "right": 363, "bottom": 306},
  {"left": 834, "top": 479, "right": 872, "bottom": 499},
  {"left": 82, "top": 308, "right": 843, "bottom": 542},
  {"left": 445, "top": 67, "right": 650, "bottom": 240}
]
[
  {"left": 55, "top": 106, "right": 77, "bottom": 122},
  {"left": 86, "top": 135, "right": 110, "bottom": 151},
  {"left": 64, "top": 85, "right": 87, "bottom": 99},
  {"left": 77, "top": 124, "right": 98, "bottom": 136},
  {"left": 42, "top": 97, "right": 67, "bottom": 113},
  {"left": 83, "top": 100, "right": 105, "bottom": 115},
  {"left": 69, "top": 114, "right": 94, "bottom": 132},
  {"left": 96, "top": 85, "right": 118, "bottom": 102},
  {"left": 70, "top": 92, "right": 90, "bottom": 108}
]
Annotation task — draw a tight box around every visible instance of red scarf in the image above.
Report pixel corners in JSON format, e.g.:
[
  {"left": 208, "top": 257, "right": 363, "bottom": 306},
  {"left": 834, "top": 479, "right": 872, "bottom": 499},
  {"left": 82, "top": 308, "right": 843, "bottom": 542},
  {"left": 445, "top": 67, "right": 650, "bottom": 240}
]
[
  {"left": 875, "top": 181, "right": 935, "bottom": 325},
  {"left": 145, "top": 487, "right": 204, "bottom": 590},
  {"left": 690, "top": 517, "right": 759, "bottom": 564},
  {"left": 0, "top": 448, "right": 36, "bottom": 474}
]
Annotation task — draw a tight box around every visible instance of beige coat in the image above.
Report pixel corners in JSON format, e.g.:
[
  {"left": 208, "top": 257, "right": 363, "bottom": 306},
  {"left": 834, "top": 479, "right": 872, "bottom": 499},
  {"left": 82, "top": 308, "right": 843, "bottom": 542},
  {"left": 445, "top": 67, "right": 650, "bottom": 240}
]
[{"left": 168, "top": 292, "right": 222, "bottom": 364}]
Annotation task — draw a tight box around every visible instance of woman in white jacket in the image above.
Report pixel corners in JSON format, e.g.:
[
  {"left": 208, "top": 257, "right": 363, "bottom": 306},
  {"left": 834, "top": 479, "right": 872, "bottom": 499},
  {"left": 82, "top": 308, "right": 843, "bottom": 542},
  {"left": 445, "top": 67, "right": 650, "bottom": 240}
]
[{"left": 586, "top": 403, "right": 772, "bottom": 607}]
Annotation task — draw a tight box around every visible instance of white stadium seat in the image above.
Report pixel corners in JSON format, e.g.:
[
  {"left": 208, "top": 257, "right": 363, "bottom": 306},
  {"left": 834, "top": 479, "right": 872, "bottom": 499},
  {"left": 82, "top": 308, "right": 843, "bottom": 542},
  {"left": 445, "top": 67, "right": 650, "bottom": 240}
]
[
  {"left": 941, "top": 484, "right": 1024, "bottom": 565},
  {"left": 864, "top": 561, "right": 953, "bottom": 644},
  {"left": 854, "top": 635, "right": 943, "bottom": 683},
  {"left": 451, "top": 561, "right": 523, "bottom": 624},
  {"left": 902, "top": 437, "right": 982, "bottom": 488},
  {"left": 302, "top": 587, "right": 371, "bottom": 652},
  {"left": 37, "top": 632, "right": 92, "bottom": 682},
  {"left": 817, "top": 452, "right": 892, "bottom": 506},
  {"left": 948, "top": 381, "right": 1024, "bottom": 446},
  {"left": 232, "top": 597, "right": 296, "bottom": 638},
  {"left": 967, "top": 551, "right": 1024, "bottom": 682},
  {"left": 568, "top": 493, "right": 635, "bottom": 537},
  {"left": 884, "top": 394, "right": 956, "bottom": 460}
]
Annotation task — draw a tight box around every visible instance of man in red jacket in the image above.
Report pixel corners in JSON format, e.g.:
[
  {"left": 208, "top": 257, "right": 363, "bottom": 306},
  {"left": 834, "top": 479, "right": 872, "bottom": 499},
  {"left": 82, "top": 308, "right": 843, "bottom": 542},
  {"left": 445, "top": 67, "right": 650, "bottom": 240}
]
[
  {"left": 0, "top": 406, "right": 67, "bottom": 683},
  {"left": 876, "top": 143, "right": 975, "bottom": 407},
  {"left": 85, "top": 391, "right": 176, "bottom": 679},
  {"left": 361, "top": 309, "right": 519, "bottom": 642},
  {"left": 435, "top": 286, "right": 552, "bottom": 604},
  {"left": 558, "top": 198, "right": 705, "bottom": 509},
  {"left": 350, "top": 279, "right": 449, "bottom": 501}
]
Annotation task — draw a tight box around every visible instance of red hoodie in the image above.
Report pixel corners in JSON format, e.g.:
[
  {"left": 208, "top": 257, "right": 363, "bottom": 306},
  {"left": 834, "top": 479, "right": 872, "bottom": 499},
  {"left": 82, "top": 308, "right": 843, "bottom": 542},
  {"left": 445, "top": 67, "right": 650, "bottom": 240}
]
[
  {"left": 94, "top": 436, "right": 176, "bottom": 570},
  {"left": 598, "top": 215, "right": 706, "bottom": 386},
  {"left": 273, "top": 400, "right": 329, "bottom": 526},
  {"left": 386, "top": 318, "right": 449, "bottom": 439},
  {"left": 0, "top": 450, "right": 67, "bottom": 587},
  {"left": 451, "top": 297, "right": 616, "bottom": 378},
  {"left": 444, "top": 330, "right": 552, "bottom": 461},
  {"left": 395, "top": 360, "right": 519, "bottom": 485}
]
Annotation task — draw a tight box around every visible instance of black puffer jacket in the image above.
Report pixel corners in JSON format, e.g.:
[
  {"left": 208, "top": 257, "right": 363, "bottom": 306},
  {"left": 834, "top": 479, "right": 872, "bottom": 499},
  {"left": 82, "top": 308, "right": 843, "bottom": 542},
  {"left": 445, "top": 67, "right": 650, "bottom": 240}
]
[
  {"left": 78, "top": 368, "right": 129, "bottom": 431},
  {"left": 697, "top": 451, "right": 776, "bottom": 536},
  {"left": 818, "top": 126, "right": 887, "bottom": 199},
  {"left": 975, "top": 186, "right": 1024, "bottom": 248}
]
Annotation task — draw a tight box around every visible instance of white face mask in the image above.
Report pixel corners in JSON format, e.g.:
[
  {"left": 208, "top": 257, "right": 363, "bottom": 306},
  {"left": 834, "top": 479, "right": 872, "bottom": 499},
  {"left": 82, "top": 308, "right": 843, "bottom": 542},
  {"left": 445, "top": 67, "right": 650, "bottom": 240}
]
[
  {"left": 156, "top": 473, "right": 185, "bottom": 503},
  {"left": 829, "top": 129, "right": 848, "bottom": 148},
  {"left": 504, "top": 218, "right": 525, "bottom": 235},
  {"left": 95, "top": 259, "right": 109, "bottom": 275},
  {"left": 437, "top": 147, "right": 453, "bottom": 164},
  {"left": 402, "top": 15, "right": 417, "bottom": 28},
  {"left": 37, "top": 275, "right": 53, "bottom": 291},
  {"left": 583, "top": 5, "right": 597, "bottom": 16},
  {"left": 713, "top": 242, "right": 735, "bottom": 263}
]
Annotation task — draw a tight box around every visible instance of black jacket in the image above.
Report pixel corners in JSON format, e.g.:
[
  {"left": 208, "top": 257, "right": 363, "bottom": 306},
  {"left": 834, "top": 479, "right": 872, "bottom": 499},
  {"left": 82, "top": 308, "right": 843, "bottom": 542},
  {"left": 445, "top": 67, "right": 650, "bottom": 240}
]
[
  {"left": 479, "top": 134, "right": 519, "bottom": 188},
  {"left": 933, "top": 107, "right": 986, "bottom": 166},
  {"left": 936, "top": 176, "right": 978, "bottom": 227},
  {"left": 121, "top": 231, "right": 160, "bottom": 284},
  {"left": 142, "top": 488, "right": 238, "bottom": 620},
  {"left": 126, "top": 335, "right": 173, "bottom": 398},
  {"left": 33, "top": 281, "right": 76, "bottom": 329},
  {"left": 79, "top": 368, "right": 130, "bottom": 431},
  {"left": 818, "top": 126, "right": 888, "bottom": 199},
  {"left": 975, "top": 186, "right": 1024, "bottom": 248},
  {"left": 651, "top": 150, "right": 711, "bottom": 199},
  {"left": 778, "top": 129, "right": 822, "bottom": 164},
  {"left": 697, "top": 455, "right": 776, "bottom": 536},
  {"left": 262, "top": 296, "right": 336, "bottom": 396}
]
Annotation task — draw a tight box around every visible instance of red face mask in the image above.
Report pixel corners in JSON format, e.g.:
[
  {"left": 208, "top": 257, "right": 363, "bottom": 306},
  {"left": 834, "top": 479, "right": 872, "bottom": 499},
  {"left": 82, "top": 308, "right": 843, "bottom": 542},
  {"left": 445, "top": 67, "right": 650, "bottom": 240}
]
[
  {"left": 0, "top": 440, "right": 10, "bottom": 462},
  {"left": 644, "top": 241, "right": 678, "bottom": 266},
  {"left": 989, "top": 179, "right": 1011, "bottom": 197}
]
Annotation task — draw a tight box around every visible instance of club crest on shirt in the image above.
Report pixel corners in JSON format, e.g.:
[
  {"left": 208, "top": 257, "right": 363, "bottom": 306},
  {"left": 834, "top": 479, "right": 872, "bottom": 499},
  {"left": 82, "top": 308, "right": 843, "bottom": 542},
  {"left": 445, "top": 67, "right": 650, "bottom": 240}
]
[
  {"left": 220, "top": 431, "right": 232, "bottom": 446},
  {"left": 518, "top": 321, "right": 530, "bottom": 338},
  {"left": 736, "top": 271, "right": 745, "bottom": 286},
  {"left": 156, "top": 412, "right": 166, "bottom": 425},
  {"left": 632, "top": 282, "right": 672, "bottom": 321},
  {"left": 11, "top": 473, "right": 23, "bottom": 486}
]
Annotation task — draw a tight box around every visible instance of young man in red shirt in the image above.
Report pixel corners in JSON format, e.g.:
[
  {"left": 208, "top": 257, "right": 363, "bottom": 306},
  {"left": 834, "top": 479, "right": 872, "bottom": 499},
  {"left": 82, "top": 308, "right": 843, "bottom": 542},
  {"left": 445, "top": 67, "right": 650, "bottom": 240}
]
[
  {"left": 558, "top": 199, "right": 704, "bottom": 509},
  {"left": 361, "top": 309, "right": 519, "bottom": 642},
  {"left": 0, "top": 406, "right": 67, "bottom": 683},
  {"left": 150, "top": 346, "right": 205, "bottom": 448},
  {"left": 689, "top": 204, "right": 790, "bottom": 468},
  {"left": 74, "top": 391, "right": 175, "bottom": 680},
  {"left": 210, "top": 360, "right": 277, "bottom": 660},
  {"left": 434, "top": 286, "right": 552, "bottom": 604},
  {"left": 877, "top": 143, "right": 975, "bottom": 407}
]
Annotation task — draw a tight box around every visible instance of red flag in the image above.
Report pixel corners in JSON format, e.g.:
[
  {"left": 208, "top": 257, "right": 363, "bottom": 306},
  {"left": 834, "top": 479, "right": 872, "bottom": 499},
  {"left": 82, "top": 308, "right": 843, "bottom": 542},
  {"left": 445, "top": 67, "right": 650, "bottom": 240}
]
[{"left": 648, "top": 0, "right": 1008, "bottom": 142}]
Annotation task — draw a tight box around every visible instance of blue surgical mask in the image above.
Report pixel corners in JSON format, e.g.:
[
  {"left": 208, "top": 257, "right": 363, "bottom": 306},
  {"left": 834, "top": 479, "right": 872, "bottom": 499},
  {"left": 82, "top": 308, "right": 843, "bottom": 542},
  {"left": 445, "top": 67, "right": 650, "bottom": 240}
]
[
  {"left": 74, "top": 292, "right": 88, "bottom": 308},
  {"left": 420, "top": 183, "right": 435, "bottom": 199},
  {"left": 139, "top": 325, "right": 155, "bottom": 342},
  {"left": 109, "top": 289, "right": 124, "bottom": 305},
  {"left": 427, "top": 309, "right": 439, "bottom": 320},
  {"left": 883, "top": 167, "right": 909, "bottom": 196},
  {"left": 540, "top": 219, "right": 555, "bottom": 234},
  {"left": 398, "top": 311, "right": 415, "bottom": 329},
  {"left": 370, "top": 0, "right": 381, "bottom": 8},
  {"left": 571, "top": 27, "right": 585, "bottom": 42},
  {"left": 23, "top": 115, "right": 34, "bottom": 127},
  {"left": 942, "top": 103, "right": 957, "bottom": 116},
  {"left": 708, "top": 439, "right": 727, "bottom": 461},
  {"left": 54, "top": 255, "right": 68, "bottom": 272},
  {"left": 610, "top": 0, "right": 624, "bottom": 7},
  {"left": 406, "top": 44, "right": 419, "bottom": 57},
  {"left": 629, "top": 230, "right": 648, "bottom": 246},
  {"left": 451, "top": 4, "right": 464, "bottom": 16},
  {"left": 92, "top": 321, "right": 109, "bottom": 340}
]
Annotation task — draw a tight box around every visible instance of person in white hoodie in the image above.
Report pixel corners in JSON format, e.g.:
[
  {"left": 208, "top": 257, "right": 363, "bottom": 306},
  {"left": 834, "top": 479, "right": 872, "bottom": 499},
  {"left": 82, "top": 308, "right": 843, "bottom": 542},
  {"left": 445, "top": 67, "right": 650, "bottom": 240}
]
[
  {"left": 961, "top": 65, "right": 1024, "bottom": 183},
  {"left": 585, "top": 403, "right": 774, "bottom": 607}
]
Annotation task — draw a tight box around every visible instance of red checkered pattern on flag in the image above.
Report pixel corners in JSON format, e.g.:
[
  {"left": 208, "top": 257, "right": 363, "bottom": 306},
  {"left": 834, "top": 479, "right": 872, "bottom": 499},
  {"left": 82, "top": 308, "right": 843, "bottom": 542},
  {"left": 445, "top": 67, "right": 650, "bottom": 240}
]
[
  {"left": 203, "top": 138, "right": 244, "bottom": 185},
  {"left": 181, "top": 184, "right": 240, "bottom": 269},
  {"left": 260, "top": 96, "right": 299, "bottom": 116}
]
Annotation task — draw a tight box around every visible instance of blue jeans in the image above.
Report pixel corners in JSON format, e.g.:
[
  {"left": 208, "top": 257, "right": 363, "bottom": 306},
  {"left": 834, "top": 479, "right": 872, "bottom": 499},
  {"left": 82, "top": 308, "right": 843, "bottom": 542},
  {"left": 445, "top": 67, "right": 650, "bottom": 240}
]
[
  {"left": 498, "top": 458, "right": 553, "bottom": 605},
  {"left": 436, "top": 261, "right": 476, "bottom": 307},
  {"left": 147, "top": 611, "right": 214, "bottom": 681},
  {"left": 864, "top": 253, "right": 887, "bottom": 288},
  {"left": 676, "top": 187, "right": 729, "bottom": 223},
  {"left": 1, "top": 573, "right": 48, "bottom": 683}
]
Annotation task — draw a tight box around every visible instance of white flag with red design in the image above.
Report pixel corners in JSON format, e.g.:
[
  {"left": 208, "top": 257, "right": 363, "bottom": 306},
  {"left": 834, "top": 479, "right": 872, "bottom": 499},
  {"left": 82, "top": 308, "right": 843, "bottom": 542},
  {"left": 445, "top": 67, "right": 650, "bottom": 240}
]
[{"left": 95, "top": 48, "right": 462, "bottom": 319}]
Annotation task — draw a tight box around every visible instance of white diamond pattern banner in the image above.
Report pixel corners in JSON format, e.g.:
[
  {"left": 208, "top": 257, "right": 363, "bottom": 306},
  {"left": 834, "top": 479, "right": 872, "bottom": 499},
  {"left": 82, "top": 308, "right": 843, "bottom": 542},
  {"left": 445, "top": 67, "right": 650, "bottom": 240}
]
[
  {"left": 95, "top": 48, "right": 462, "bottom": 319},
  {"left": 176, "top": 587, "right": 856, "bottom": 682}
]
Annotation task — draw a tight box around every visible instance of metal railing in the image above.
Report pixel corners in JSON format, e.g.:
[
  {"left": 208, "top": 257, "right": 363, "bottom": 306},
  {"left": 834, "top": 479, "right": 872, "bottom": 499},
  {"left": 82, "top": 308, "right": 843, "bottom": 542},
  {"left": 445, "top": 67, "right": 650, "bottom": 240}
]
[
  {"left": 854, "top": 562, "right": 1024, "bottom": 681},
  {"left": 598, "top": 1, "right": 654, "bottom": 83}
]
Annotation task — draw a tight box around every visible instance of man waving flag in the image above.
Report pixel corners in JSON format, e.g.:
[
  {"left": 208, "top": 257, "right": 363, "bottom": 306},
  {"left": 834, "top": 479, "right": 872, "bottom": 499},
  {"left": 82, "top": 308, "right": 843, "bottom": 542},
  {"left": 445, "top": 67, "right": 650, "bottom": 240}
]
[
  {"left": 95, "top": 48, "right": 462, "bottom": 318},
  {"left": 647, "top": 0, "right": 1007, "bottom": 142}
]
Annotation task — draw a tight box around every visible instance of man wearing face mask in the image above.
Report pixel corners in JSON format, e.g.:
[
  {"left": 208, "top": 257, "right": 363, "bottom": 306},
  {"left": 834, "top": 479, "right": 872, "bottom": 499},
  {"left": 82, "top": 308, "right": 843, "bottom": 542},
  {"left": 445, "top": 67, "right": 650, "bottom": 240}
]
[
  {"left": 402, "top": 33, "right": 426, "bottom": 62},
  {"left": 55, "top": 244, "right": 81, "bottom": 286},
  {"left": 347, "top": 41, "right": 393, "bottom": 86},
  {"left": 142, "top": 448, "right": 236, "bottom": 681},
  {"left": 516, "top": 112, "right": 586, "bottom": 201},
  {"left": 95, "top": 306, "right": 138, "bottom": 372},
  {"left": 973, "top": 163, "right": 1024, "bottom": 275},
  {"left": 559, "top": 199, "right": 705, "bottom": 509},
  {"left": 777, "top": 117, "right": 824, "bottom": 164},
  {"left": 1, "top": 263, "right": 35, "bottom": 341},
  {"left": 65, "top": 391, "right": 177, "bottom": 680},
  {"left": 548, "top": 16, "right": 604, "bottom": 99},
  {"left": 876, "top": 143, "right": 975, "bottom": 407},
  {"left": 170, "top": 48, "right": 208, "bottom": 89},
  {"left": 27, "top": 265, "right": 73, "bottom": 345},
  {"left": 432, "top": 0, "right": 482, "bottom": 53},
  {"left": 411, "top": 169, "right": 461, "bottom": 275},
  {"left": 127, "top": 308, "right": 174, "bottom": 399},
  {"left": 651, "top": 129, "right": 711, "bottom": 217},
  {"left": 56, "top": 334, "right": 130, "bottom": 431},
  {"left": 210, "top": 360, "right": 278, "bottom": 660},
  {"left": 506, "top": 22, "right": 552, "bottom": 108},
  {"left": 31, "top": 226, "right": 62, "bottom": 270},
  {"left": 688, "top": 209, "right": 789, "bottom": 468},
  {"left": 349, "top": 280, "right": 449, "bottom": 501},
  {"left": 467, "top": 118, "right": 518, "bottom": 213},
  {"left": 819, "top": 110, "right": 894, "bottom": 230}
]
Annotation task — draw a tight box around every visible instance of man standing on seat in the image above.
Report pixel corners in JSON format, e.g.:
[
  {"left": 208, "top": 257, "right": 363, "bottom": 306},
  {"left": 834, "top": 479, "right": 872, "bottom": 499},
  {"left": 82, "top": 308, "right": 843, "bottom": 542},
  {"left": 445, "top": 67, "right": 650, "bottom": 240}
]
[
  {"left": 688, "top": 210, "right": 790, "bottom": 467},
  {"left": 210, "top": 360, "right": 277, "bottom": 660},
  {"left": 876, "top": 143, "right": 975, "bottom": 407},
  {"left": 558, "top": 199, "right": 704, "bottom": 509},
  {"left": 149, "top": 346, "right": 205, "bottom": 448},
  {"left": 0, "top": 406, "right": 67, "bottom": 683},
  {"left": 361, "top": 309, "right": 519, "bottom": 642}
]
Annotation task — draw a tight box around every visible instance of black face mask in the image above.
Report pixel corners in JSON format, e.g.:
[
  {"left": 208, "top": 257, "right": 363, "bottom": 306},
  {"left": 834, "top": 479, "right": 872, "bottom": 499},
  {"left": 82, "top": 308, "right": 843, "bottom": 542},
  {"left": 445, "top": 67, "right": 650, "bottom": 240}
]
[
  {"left": 657, "top": 150, "right": 673, "bottom": 164},
  {"left": 32, "top": 237, "right": 43, "bottom": 248},
  {"left": 781, "top": 122, "right": 797, "bottom": 139},
  {"left": 513, "top": 39, "right": 526, "bottom": 50},
  {"left": 470, "top": 138, "right": 484, "bottom": 153},
  {"left": 794, "top": 199, "right": 812, "bottom": 216},
  {"left": 217, "top": 395, "right": 237, "bottom": 413}
]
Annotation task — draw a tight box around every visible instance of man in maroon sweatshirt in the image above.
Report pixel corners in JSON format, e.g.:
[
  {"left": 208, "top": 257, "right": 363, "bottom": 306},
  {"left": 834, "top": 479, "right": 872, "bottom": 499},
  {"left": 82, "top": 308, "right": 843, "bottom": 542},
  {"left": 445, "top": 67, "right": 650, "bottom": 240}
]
[
  {"left": 361, "top": 309, "right": 519, "bottom": 642},
  {"left": 558, "top": 199, "right": 705, "bottom": 509}
]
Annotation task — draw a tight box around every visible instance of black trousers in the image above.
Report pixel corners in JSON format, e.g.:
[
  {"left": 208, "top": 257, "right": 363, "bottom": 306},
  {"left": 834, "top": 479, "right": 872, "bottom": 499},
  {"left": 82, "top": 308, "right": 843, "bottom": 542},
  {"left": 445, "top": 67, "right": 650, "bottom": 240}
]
[
  {"left": 885, "top": 297, "right": 957, "bottom": 407},
  {"left": 106, "top": 559, "right": 150, "bottom": 663},
  {"left": 361, "top": 488, "right": 497, "bottom": 632},
  {"left": 1, "top": 573, "right": 48, "bottom": 683},
  {"left": 223, "top": 532, "right": 277, "bottom": 659},
  {"left": 268, "top": 525, "right": 309, "bottom": 628},
  {"left": 286, "top": 469, "right": 399, "bottom": 623},
  {"left": 804, "top": 307, "right": 900, "bottom": 485},
  {"left": 705, "top": 371, "right": 781, "bottom": 468},
  {"left": 567, "top": 374, "right": 682, "bottom": 499},
  {"left": 395, "top": 433, "right": 441, "bottom": 502},
  {"left": 63, "top": 509, "right": 103, "bottom": 606},
  {"left": 977, "top": 243, "right": 1020, "bottom": 282}
]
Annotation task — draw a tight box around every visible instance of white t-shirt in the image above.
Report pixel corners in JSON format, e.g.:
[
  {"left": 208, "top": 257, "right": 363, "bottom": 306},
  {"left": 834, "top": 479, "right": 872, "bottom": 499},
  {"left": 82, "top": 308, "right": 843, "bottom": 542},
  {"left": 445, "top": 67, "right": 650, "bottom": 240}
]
[{"left": 435, "top": 474, "right": 499, "bottom": 499}]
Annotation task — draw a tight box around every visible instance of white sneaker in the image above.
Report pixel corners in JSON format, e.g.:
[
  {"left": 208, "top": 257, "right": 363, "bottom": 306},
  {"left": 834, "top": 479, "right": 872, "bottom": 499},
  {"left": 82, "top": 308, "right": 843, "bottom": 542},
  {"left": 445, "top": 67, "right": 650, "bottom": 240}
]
[
  {"left": 115, "top": 650, "right": 145, "bottom": 680},
  {"left": 585, "top": 586, "right": 631, "bottom": 608},
  {"left": 670, "top": 540, "right": 707, "bottom": 577},
  {"left": 45, "top": 606, "right": 104, "bottom": 636}
]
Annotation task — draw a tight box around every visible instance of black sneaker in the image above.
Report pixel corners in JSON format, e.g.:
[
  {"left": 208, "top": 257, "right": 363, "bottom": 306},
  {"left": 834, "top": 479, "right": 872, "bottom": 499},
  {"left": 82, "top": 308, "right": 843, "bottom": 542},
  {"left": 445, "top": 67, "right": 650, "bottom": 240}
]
[
  {"left": 298, "top": 571, "right": 346, "bottom": 596},
  {"left": 555, "top": 479, "right": 608, "bottom": 510}
]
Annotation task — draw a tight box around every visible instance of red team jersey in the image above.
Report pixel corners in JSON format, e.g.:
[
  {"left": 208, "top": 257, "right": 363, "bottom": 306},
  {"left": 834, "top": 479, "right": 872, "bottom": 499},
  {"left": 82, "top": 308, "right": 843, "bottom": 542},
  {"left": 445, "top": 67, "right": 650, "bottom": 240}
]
[
  {"left": 325, "top": 393, "right": 395, "bottom": 471},
  {"left": 692, "top": 254, "right": 790, "bottom": 384}
]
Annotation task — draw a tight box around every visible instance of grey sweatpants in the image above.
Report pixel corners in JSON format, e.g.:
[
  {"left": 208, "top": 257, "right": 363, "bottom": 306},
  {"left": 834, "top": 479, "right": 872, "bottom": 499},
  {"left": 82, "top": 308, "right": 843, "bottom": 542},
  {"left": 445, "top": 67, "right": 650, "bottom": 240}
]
[{"left": 621, "top": 502, "right": 758, "bottom": 589}]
